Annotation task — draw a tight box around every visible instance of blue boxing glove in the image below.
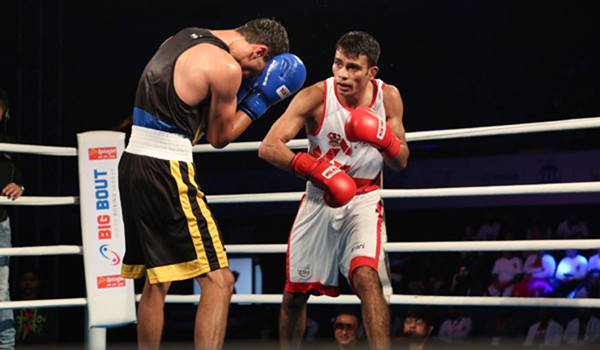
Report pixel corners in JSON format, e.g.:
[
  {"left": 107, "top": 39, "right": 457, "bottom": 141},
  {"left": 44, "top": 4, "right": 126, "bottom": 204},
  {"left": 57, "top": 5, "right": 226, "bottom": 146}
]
[
  {"left": 239, "top": 53, "right": 307, "bottom": 121},
  {"left": 236, "top": 78, "right": 258, "bottom": 104}
]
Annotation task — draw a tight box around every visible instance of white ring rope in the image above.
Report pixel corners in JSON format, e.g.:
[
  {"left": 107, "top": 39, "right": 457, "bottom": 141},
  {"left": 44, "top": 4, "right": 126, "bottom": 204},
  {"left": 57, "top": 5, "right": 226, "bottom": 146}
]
[
  {"left": 0, "top": 142, "right": 77, "bottom": 156},
  {"left": 0, "top": 298, "right": 87, "bottom": 310},
  {"left": 206, "top": 181, "right": 600, "bottom": 205},
  {"left": 192, "top": 116, "right": 600, "bottom": 153},
  {"left": 0, "top": 196, "right": 79, "bottom": 206},
  {"left": 149, "top": 294, "right": 600, "bottom": 308},
  {"left": 225, "top": 239, "right": 600, "bottom": 254},
  {"left": 0, "top": 245, "right": 83, "bottom": 257}
]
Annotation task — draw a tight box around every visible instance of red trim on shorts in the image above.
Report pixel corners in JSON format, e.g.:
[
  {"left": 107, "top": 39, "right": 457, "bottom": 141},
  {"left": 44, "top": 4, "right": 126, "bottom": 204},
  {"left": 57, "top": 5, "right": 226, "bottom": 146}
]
[
  {"left": 334, "top": 79, "right": 378, "bottom": 112},
  {"left": 352, "top": 173, "right": 382, "bottom": 194},
  {"left": 348, "top": 199, "right": 384, "bottom": 292},
  {"left": 286, "top": 194, "right": 307, "bottom": 286},
  {"left": 307, "top": 81, "right": 327, "bottom": 136},
  {"left": 285, "top": 282, "right": 340, "bottom": 297}
]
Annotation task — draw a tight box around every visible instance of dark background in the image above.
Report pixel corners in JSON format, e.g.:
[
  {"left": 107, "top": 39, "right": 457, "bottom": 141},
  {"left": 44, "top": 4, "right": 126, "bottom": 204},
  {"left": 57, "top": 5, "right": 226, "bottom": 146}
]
[{"left": 1, "top": 0, "right": 600, "bottom": 347}]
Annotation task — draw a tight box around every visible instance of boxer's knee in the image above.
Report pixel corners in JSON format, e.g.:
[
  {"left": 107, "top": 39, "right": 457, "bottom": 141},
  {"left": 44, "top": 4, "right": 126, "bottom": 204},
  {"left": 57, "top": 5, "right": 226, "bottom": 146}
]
[{"left": 352, "top": 266, "right": 380, "bottom": 295}]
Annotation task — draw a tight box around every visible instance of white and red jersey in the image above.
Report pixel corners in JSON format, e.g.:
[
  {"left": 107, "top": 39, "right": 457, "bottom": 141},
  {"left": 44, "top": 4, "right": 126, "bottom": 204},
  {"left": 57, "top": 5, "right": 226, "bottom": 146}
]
[{"left": 308, "top": 77, "right": 386, "bottom": 194}]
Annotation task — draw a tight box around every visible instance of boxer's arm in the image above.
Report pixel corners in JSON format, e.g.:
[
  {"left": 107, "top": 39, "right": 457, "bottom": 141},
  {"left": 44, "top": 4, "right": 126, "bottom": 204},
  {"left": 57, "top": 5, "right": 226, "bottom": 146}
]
[
  {"left": 204, "top": 60, "right": 253, "bottom": 149},
  {"left": 258, "top": 84, "right": 322, "bottom": 171},
  {"left": 383, "top": 85, "right": 409, "bottom": 172}
]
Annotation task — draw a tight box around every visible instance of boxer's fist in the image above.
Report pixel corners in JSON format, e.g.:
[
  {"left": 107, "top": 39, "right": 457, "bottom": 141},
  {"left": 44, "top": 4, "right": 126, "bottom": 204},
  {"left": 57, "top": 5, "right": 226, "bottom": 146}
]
[
  {"left": 239, "top": 53, "right": 307, "bottom": 120},
  {"left": 345, "top": 106, "right": 401, "bottom": 159},
  {"left": 290, "top": 152, "right": 356, "bottom": 208}
]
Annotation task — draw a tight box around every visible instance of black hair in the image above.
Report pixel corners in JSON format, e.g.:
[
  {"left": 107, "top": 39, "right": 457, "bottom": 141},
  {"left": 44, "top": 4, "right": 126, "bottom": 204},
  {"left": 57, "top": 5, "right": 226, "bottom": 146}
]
[
  {"left": 235, "top": 18, "right": 289, "bottom": 61},
  {"left": 336, "top": 31, "right": 380, "bottom": 67}
]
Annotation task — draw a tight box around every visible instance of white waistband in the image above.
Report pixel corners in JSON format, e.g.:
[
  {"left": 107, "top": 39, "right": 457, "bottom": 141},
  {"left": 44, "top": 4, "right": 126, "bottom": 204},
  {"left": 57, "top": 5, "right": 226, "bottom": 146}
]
[{"left": 125, "top": 126, "right": 193, "bottom": 162}]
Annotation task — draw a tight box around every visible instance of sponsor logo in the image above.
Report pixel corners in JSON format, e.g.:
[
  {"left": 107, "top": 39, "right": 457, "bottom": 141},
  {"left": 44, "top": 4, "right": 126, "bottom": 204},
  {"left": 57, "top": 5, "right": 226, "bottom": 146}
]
[
  {"left": 262, "top": 60, "right": 276, "bottom": 86},
  {"left": 322, "top": 166, "right": 341, "bottom": 180},
  {"left": 190, "top": 33, "right": 202, "bottom": 39},
  {"left": 99, "top": 244, "right": 121, "bottom": 266},
  {"left": 327, "top": 132, "right": 342, "bottom": 147},
  {"left": 351, "top": 243, "right": 365, "bottom": 253},
  {"left": 89, "top": 147, "right": 117, "bottom": 160},
  {"left": 377, "top": 118, "right": 386, "bottom": 140},
  {"left": 97, "top": 275, "right": 126, "bottom": 289},
  {"left": 276, "top": 85, "right": 291, "bottom": 99},
  {"left": 297, "top": 264, "right": 311, "bottom": 278}
]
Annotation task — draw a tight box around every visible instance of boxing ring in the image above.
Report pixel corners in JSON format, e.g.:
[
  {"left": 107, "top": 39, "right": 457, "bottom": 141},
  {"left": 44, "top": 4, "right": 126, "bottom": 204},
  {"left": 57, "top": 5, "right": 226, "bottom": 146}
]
[{"left": 0, "top": 115, "right": 599, "bottom": 349}]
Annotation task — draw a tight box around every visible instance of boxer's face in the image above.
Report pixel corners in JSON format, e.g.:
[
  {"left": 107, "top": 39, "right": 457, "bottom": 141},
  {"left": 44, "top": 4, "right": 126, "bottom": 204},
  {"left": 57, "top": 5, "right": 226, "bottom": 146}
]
[{"left": 332, "top": 50, "right": 377, "bottom": 96}]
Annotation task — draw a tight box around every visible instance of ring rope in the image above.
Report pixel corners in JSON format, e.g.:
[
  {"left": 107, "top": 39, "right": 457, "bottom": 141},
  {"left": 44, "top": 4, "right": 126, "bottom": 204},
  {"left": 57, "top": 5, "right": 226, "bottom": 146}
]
[
  {"left": 192, "top": 115, "right": 600, "bottom": 153},
  {"left": 225, "top": 239, "right": 600, "bottom": 254},
  {"left": 0, "top": 245, "right": 83, "bottom": 257},
  {"left": 0, "top": 142, "right": 77, "bottom": 156},
  {"left": 151, "top": 294, "right": 600, "bottom": 308},
  {"left": 0, "top": 196, "right": 79, "bottom": 206}
]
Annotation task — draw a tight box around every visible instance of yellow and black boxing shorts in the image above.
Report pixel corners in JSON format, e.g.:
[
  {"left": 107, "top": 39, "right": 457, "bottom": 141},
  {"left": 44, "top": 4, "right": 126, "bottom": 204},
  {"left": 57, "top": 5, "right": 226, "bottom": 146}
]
[{"left": 119, "top": 126, "right": 228, "bottom": 284}]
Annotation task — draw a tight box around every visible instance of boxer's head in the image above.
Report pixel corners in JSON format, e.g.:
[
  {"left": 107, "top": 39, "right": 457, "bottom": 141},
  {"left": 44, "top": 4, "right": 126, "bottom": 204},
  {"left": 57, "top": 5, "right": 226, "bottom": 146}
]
[
  {"left": 234, "top": 19, "right": 289, "bottom": 79},
  {"left": 333, "top": 32, "right": 380, "bottom": 96}
]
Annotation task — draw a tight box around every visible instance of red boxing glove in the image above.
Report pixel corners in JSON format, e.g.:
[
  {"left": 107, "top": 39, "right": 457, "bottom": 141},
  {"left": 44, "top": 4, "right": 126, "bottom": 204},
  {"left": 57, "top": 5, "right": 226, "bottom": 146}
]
[
  {"left": 344, "top": 106, "right": 401, "bottom": 159},
  {"left": 290, "top": 152, "right": 356, "bottom": 208}
]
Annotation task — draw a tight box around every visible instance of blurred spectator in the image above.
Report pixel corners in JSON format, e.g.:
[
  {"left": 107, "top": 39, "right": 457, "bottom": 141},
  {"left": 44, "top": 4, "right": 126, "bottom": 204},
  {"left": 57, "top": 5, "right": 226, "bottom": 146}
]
[
  {"left": 556, "top": 215, "right": 589, "bottom": 239},
  {"left": 407, "top": 253, "right": 447, "bottom": 296},
  {"left": 437, "top": 306, "right": 472, "bottom": 343},
  {"left": 562, "top": 308, "right": 600, "bottom": 346},
  {"left": 0, "top": 87, "right": 24, "bottom": 349},
  {"left": 403, "top": 305, "right": 437, "bottom": 350},
  {"left": 484, "top": 307, "right": 525, "bottom": 346},
  {"left": 448, "top": 265, "right": 484, "bottom": 297},
  {"left": 13, "top": 267, "right": 59, "bottom": 347},
  {"left": 554, "top": 249, "right": 588, "bottom": 297},
  {"left": 523, "top": 307, "right": 564, "bottom": 347},
  {"left": 526, "top": 224, "right": 552, "bottom": 240},
  {"left": 573, "top": 269, "right": 600, "bottom": 299},
  {"left": 477, "top": 212, "right": 500, "bottom": 241},
  {"left": 512, "top": 251, "right": 556, "bottom": 297},
  {"left": 458, "top": 252, "right": 487, "bottom": 296},
  {"left": 487, "top": 251, "right": 523, "bottom": 297},
  {"left": 588, "top": 249, "right": 600, "bottom": 272},
  {"left": 326, "top": 306, "right": 366, "bottom": 350}
]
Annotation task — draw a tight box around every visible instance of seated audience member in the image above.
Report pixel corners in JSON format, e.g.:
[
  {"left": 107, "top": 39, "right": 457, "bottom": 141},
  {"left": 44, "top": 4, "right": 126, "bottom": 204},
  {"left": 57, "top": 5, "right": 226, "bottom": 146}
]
[
  {"left": 573, "top": 269, "right": 600, "bottom": 299},
  {"left": 484, "top": 307, "right": 525, "bottom": 347},
  {"left": 556, "top": 215, "right": 589, "bottom": 239},
  {"left": 554, "top": 249, "right": 588, "bottom": 297},
  {"left": 448, "top": 265, "right": 474, "bottom": 296},
  {"left": 487, "top": 251, "right": 523, "bottom": 297},
  {"left": 588, "top": 249, "right": 600, "bottom": 272},
  {"left": 327, "top": 306, "right": 365, "bottom": 350},
  {"left": 523, "top": 307, "right": 564, "bottom": 347},
  {"left": 13, "top": 268, "right": 58, "bottom": 347},
  {"left": 403, "top": 306, "right": 437, "bottom": 350},
  {"left": 512, "top": 251, "right": 556, "bottom": 297},
  {"left": 525, "top": 211, "right": 552, "bottom": 240},
  {"left": 562, "top": 308, "right": 600, "bottom": 346},
  {"left": 437, "top": 306, "right": 472, "bottom": 343},
  {"left": 477, "top": 212, "right": 500, "bottom": 241}
]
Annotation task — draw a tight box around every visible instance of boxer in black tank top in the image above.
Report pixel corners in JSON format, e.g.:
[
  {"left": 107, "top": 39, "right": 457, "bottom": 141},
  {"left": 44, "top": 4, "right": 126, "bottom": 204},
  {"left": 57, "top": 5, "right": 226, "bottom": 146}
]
[{"left": 118, "top": 19, "right": 292, "bottom": 349}]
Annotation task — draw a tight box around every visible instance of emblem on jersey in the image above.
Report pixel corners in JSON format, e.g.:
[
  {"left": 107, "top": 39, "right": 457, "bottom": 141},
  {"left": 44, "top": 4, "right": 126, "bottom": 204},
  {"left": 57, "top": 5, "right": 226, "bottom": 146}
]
[
  {"left": 351, "top": 243, "right": 365, "bottom": 253},
  {"left": 189, "top": 33, "right": 203, "bottom": 39},
  {"left": 297, "top": 264, "right": 311, "bottom": 278},
  {"left": 327, "top": 132, "right": 342, "bottom": 147}
]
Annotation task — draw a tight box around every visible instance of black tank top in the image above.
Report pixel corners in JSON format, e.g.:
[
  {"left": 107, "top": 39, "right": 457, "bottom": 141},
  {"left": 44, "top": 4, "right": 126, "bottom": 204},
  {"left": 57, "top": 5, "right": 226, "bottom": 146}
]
[{"left": 134, "top": 28, "right": 230, "bottom": 140}]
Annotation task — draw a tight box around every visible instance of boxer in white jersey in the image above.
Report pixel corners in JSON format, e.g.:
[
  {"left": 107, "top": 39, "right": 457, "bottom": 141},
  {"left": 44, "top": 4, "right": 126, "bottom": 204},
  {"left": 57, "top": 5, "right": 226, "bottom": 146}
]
[{"left": 259, "top": 31, "right": 409, "bottom": 350}]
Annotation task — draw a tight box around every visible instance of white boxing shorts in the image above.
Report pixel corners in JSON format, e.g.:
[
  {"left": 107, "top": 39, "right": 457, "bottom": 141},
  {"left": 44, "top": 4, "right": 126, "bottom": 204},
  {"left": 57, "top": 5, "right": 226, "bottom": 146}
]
[{"left": 285, "top": 183, "right": 392, "bottom": 297}]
